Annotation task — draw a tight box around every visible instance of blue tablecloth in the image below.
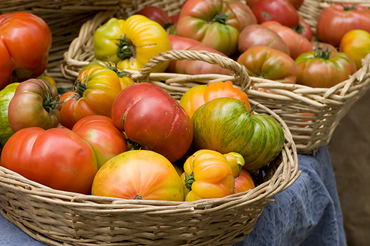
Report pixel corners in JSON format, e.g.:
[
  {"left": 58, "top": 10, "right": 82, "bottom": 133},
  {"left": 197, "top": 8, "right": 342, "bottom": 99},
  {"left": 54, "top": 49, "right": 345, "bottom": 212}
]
[{"left": 0, "top": 146, "right": 346, "bottom": 246}]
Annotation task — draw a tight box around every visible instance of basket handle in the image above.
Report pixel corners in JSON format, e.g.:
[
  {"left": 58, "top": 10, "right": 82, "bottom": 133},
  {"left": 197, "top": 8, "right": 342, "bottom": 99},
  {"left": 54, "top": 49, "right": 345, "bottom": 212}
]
[{"left": 136, "top": 49, "right": 251, "bottom": 91}]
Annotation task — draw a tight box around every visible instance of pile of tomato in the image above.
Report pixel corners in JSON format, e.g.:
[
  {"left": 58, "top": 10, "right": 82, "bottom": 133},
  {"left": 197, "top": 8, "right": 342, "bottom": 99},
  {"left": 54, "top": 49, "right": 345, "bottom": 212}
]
[{"left": 0, "top": 0, "right": 369, "bottom": 203}]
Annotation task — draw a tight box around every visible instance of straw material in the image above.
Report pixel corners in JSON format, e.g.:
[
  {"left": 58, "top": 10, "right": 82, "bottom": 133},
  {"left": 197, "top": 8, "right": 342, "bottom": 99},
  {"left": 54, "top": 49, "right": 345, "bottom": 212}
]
[
  {"left": 0, "top": 1, "right": 135, "bottom": 91},
  {"left": 0, "top": 93, "right": 300, "bottom": 245}
]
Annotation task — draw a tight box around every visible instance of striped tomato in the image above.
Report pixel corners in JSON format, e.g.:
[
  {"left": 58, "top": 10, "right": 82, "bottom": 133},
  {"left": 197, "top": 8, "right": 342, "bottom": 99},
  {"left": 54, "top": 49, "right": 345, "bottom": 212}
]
[
  {"left": 192, "top": 98, "right": 285, "bottom": 170},
  {"left": 0, "top": 83, "right": 19, "bottom": 148}
]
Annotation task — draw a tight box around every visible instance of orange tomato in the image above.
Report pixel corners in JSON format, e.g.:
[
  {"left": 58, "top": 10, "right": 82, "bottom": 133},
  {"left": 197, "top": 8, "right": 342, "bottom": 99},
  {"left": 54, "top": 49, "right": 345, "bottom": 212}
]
[
  {"left": 179, "top": 81, "right": 252, "bottom": 118},
  {"left": 340, "top": 29, "right": 370, "bottom": 70}
]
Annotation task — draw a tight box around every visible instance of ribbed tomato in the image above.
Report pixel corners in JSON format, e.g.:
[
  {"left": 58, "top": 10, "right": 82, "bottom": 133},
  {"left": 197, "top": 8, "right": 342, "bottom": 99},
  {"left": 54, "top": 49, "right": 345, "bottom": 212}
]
[
  {"left": 1, "top": 127, "right": 98, "bottom": 194},
  {"left": 316, "top": 4, "right": 370, "bottom": 47},
  {"left": 181, "top": 149, "right": 235, "bottom": 201},
  {"left": 295, "top": 47, "right": 357, "bottom": 88},
  {"left": 0, "top": 83, "right": 19, "bottom": 148},
  {"left": 179, "top": 81, "right": 252, "bottom": 118},
  {"left": 0, "top": 12, "right": 52, "bottom": 90},
  {"left": 192, "top": 98, "right": 285, "bottom": 170},
  {"left": 237, "top": 45, "right": 297, "bottom": 84},
  {"left": 59, "top": 65, "right": 122, "bottom": 129},
  {"left": 261, "top": 21, "right": 312, "bottom": 60}
]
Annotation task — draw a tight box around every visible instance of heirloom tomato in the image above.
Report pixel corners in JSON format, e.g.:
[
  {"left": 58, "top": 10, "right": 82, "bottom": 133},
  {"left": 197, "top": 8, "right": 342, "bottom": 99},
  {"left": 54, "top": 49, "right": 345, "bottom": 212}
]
[
  {"left": 176, "top": 0, "right": 240, "bottom": 56},
  {"left": 192, "top": 98, "right": 285, "bottom": 170},
  {"left": 237, "top": 46, "right": 297, "bottom": 84},
  {"left": 182, "top": 149, "right": 235, "bottom": 201},
  {"left": 166, "top": 35, "right": 203, "bottom": 73},
  {"left": 311, "top": 42, "right": 338, "bottom": 54},
  {"left": 238, "top": 24, "right": 289, "bottom": 55},
  {"left": 111, "top": 83, "right": 193, "bottom": 162},
  {"left": 1, "top": 127, "right": 98, "bottom": 194},
  {"left": 94, "top": 15, "right": 171, "bottom": 72},
  {"left": 340, "top": 29, "right": 370, "bottom": 70},
  {"left": 293, "top": 16, "right": 312, "bottom": 41},
  {"left": 234, "top": 169, "right": 255, "bottom": 193},
  {"left": 79, "top": 60, "right": 134, "bottom": 90},
  {"left": 59, "top": 65, "right": 122, "bottom": 129},
  {"left": 0, "top": 12, "right": 52, "bottom": 90},
  {"left": 0, "top": 83, "right": 19, "bottom": 148},
  {"left": 179, "top": 80, "right": 252, "bottom": 118},
  {"left": 295, "top": 47, "right": 357, "bottom": 88},
  {"left": 261, "top": 21, "right": 312, "bottom": 59},
  {"left": 175, "top": 45, "right": 233, "bottom": 75},
  {"left": 252, "top": 0, "right": 299, "bottom": 28},
  {"left": 92, "top": 150, "right": 184, "bottom": 201},
  {"left": 316, "top": 4, "right": 370, "bottom": 47},
  {"left": 223, "top": 152, "right": 245, "bottom": 178},
  {"left": 8, "top": 79, "right": 60, "bottom": 132},
  {"left": 72, "top": 115, "right": 128, "bottom": 169},
  {"left": 136, "top": 6, "right": 172, "bottom": 28},
  {"left": 224, "top": 0, "right": 257, "bottom": 32}
]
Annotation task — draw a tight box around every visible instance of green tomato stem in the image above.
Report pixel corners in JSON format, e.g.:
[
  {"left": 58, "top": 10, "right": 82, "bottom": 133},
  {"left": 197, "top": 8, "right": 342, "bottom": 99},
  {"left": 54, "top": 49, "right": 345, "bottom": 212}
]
[
  {"left": 341, "top": 4, "right": 356, "bottom": 11},
  {"left": 212, "top": 13, "right": 228, "bottom": 24},
  {"left": 247, "top": 104, "right": 258, "bottom": 114},
  {"left": 293, "top": 23, "right": 304, "bottom": 34},
  {"left": 42, "top": 81, "right": 59, "bottom": 115},
  {"left": 185, "top": 172, "right": 195, "bottom": 190},
  {"left": 117, "top": 38, "right": 133, "bottom": 59},
  {"left": 313, "top": 45, "right": 332, "bottom": 60},
  {"left": 75, "top": 80, "right": 87, "bottom": 96}
]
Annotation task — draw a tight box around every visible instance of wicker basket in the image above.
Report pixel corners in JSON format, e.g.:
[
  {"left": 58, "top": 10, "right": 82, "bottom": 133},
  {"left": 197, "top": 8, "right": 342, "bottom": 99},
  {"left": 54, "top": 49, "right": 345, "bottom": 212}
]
[
  {"left": 61, "top": 0, "right": 370, "bottom": 154},
  {"left": 0, "top": 0, "right": 136, "bottom": 91},
  {"left": 0, "top": 51, "right": 300, "bottom": 245}
]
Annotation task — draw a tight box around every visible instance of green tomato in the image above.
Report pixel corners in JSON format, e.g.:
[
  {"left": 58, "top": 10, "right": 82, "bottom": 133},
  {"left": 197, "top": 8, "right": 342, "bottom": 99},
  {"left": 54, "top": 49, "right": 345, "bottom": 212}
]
[
  {"left": 192, "top": 97, "right": 285, "bottom": 170},
  {"left": 0, "top": 83, "right": 19, "bottom": 148}
]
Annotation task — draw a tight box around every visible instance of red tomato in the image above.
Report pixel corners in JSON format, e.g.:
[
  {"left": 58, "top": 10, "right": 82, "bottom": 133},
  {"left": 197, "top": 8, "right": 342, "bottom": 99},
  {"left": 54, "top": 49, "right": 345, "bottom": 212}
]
[
  {"left": 8, "top": 79, "right": 60, "bottom": 132},
  {"left": 235, "top": 169, "right": 255, "bottom": 194},
  {"left": 166, "top": 35, "right": 203, "bottom": 73},
  {"left": 316, "top": 4, "right": 370, "bottom": 47},
  {"left": 175, "top": 45, "right": 233, "bottom": 75},
  {"left": 135, "top": 6, "right": 172, "bottom": 28},
  {"left": 91, "top": 150, "right": 184, "bottom": 201},
  {"left": 311, "top": 41, "right": 338, "bottom": 54},
  {"left": 224, "top": 0, "right": 257, "bottom": 32},
  {"left": 177, "top": 0, "right": 240, "bottom": 56},
  {"left": 111, "top": 83, "right": 193, "bottom": 163},
  {"left": 246, "top": 0, "right": 259, "bottom": 9},
  {"left": 238, "top": 24, "right": 289, "bottom": 55},
  {"left": 289, "top": 0, "right": 304, "bottom": 9},
  {"left": 0, "top": 12, "right": 52, "bottom": 90},
  {"left": 261, "top": 21, "right": 312, "bottom": 59},
  {"left": 72, "top": 115, "right": 128, "bottom": 169},
  {"left": 237, "top": 45, "right": 297, "bottom": 84},
  {"left": 295, "top": 47, "right": 357, "bottom": 88},
  {"left": 252, "top": 0, "right": 299, "bottom": 28},
  {"left": 170, "top": 15, "right": 179, "bottom": 24},
  {"left": 293, "top": 16, "right": 312, "bottom": 41},
  {"left": 1, "top": 127, "right": 98, "bottom": 194},
  {"left": 340, "top": 29, "right": 370, "bottom": 70}
]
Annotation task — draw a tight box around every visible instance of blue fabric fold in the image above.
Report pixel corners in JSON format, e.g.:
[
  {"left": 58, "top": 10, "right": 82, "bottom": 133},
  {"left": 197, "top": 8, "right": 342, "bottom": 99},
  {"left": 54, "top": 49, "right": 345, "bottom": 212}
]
[{"left": 0, "top": 146, "right": 346, "bottom": 246}]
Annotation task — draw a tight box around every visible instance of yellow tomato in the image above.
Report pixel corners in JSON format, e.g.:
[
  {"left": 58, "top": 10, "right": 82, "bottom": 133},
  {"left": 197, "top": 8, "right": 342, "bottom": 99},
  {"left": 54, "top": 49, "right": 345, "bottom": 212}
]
[
  {"left": 182, "top": 149, "right": 235, "bottom": 201},
  {"left": 94, "top": 15, "right": 171, "bottom": 72},
  {"left": 340, "top": 29, "right": 370, "bottom": 70}
]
